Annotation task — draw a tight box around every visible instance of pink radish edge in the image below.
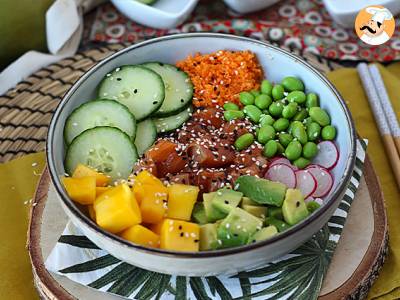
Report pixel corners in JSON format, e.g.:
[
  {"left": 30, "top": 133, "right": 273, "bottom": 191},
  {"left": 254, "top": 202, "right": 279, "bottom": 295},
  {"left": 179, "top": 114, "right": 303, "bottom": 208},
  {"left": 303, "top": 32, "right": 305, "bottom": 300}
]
[
  {"left": 294, "top": 169, "right": 317, "bottom": 198},
  {"left": 312, "top": 141, "right": 339, "bottom": 170},
  {"left": 265, "top": 163, "right": 297, "bottom": 189},
  {"left": 306, "top": 165, "right": 334, "bottom": 198}
]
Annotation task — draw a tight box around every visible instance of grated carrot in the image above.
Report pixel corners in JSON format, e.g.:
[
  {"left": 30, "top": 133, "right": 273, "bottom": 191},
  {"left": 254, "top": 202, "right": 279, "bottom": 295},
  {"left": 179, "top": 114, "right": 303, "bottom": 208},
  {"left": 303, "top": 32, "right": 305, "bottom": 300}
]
[{"left": 176, "top": 50, "right": 263, "bottom": 108}]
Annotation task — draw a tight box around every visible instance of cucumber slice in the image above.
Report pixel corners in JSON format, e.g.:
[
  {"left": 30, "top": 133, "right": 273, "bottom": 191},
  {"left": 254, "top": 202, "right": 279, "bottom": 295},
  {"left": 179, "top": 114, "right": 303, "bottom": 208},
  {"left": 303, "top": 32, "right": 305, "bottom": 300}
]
[
  {"left": 64, "top": 99, "right": 136, "bottom": 145},
  {"left": 135, "top": 119, "right": 157, "bottom": 156},
  {"left": 142, "top": 62, "right": 193, "bottom": 117},
  {"left": 65, "top": 127, "right": 138, "bottom": 181},
  {"left": 98, "top": 66, "right": 165, "bottom": 121},
  {"left": 153, "top": 106, "right": 193, "bottom": 133}
]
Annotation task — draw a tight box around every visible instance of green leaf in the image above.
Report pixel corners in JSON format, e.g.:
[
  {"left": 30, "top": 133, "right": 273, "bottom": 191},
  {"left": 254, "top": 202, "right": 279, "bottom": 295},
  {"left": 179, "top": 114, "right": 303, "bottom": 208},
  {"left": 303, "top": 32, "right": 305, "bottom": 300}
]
[
  {"left": 175, "top": 276, "right": 187, "bottom": 300},
  {"left": 328, "top": 225, "right": 342, "bottom": 235},
  {"left": 59, "top": 254, "right": 119, "bottom": 274},
  {"left": 135, "top": 273, "right": 169, "bottom": 300},
  {"left": 108, "top": 268, "right": 152, "bottom": 297},
  {"left": 359, "top": 139, "right": 367, "bottom": 151},
  {"left": 347, "top": 181, "right": 357, "bottom": 194},
  {"left": 238, "top": 277, "right": 251, "bottom": 300},
  {"left": 107, "top": 269, "right": 138, "bottom": 295},
  {"left": 58, "top": 235, "right": 100, "bottom": 249},
  {"left": 189, "top": 277, "right": 211, "bottom": 300},
  {"left": 286, "top": 273, "right": 314, "bottom": 300},
  {"left": 338, "top": 202, "right": 350, "bottom": 212},
  {"left": 205, "top": 277, "right": 233, "bottom": 300},
  {"left": 155, "top": 274, "right": 172, "bottom": 300},
  {"left": 88, "top": 262, "right": 134, "bottom": 289},
  {"left": 329, "top": 216, "right": 346, "bottom": 227},
  {"left": 352, "top": 170, "right": 361, "bottom": 182},
  {"left": 342, "top": 194, "right": 353, "bottom": 206}
]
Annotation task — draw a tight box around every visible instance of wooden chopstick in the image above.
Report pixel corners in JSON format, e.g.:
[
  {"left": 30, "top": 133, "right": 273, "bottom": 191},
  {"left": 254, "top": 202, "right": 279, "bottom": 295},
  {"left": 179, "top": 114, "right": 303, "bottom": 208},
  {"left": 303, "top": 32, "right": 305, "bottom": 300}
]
[
  {"left": 357, "top": 63, "right": 400, "bottom": 188},
  {"left": 368, "top": 64, "right": 400, "bottom": 155}
]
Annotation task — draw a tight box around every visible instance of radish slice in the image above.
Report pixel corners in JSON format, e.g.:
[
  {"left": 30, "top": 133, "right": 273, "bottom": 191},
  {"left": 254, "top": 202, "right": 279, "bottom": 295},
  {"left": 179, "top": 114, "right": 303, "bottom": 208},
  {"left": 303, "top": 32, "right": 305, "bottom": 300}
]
[
  {"left": 312, "top": 141, "right": 339, "bottom": 170},
  {"left": 306, "top": 165, "right": 334, "bottom": 198},
  {"left": 295, "top": 170, "right": 317, "bottom": 198},
  {"left": 304, "top": 196, "right": 315, "bottom": 203},
  {"left": 265, "top": 164, "right": 296, "bottom": 188},
  {"left": 269, "top": 157, "right": 298, "bottom": 171}
]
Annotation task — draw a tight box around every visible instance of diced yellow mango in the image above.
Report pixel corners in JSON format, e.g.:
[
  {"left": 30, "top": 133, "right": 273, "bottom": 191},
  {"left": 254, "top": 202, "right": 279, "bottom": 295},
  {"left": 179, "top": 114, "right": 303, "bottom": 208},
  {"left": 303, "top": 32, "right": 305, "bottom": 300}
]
[
  {"left": 136, "top": 170, "right": 165, "bottom": 189},
  {"left": 148, "top": 222, "right": 164, "bottom": 235},
  {"left": 88, "top": 205, "right": 96, "bottom": 221},
  {"left": 160, "top": 219, "right": 200, "bottom": 252},
  {"left": 132, "top": 183, "right": 145, "bottom": 205},
  {"left": 167, "top": 184, "right": 199, "bottom": 221},
  {"left": 94, "top": 184, "right": 141, "bottom": 233},
  {"left": 62, "top": 176, "right": 96, "bottom": 205},
  {"left": 140, "top": 184, "right": 168, "bottom": 224},
  {"left": 96, "top": 186, "right": 111, "bottom": 197},
  {"left": 72, "top": 164, "right": 110, "bottom": 187},
  {"left": 120, "top": 224, "right": 160, "bottom": 248}
]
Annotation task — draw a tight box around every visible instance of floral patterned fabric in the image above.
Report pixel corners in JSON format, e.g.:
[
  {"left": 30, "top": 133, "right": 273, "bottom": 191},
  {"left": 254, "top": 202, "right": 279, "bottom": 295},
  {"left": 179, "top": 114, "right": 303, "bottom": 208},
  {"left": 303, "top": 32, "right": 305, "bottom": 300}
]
[{"left": 89, "top": 0, "right": 400, "bottom": 62}]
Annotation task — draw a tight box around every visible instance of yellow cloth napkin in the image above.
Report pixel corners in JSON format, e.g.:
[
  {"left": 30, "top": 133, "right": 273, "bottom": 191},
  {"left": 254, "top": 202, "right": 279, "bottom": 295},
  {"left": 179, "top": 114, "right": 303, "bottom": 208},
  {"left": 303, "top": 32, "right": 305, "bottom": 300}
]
[
  {"left": 327, "top": 64, "right": 400, "bottom": 300},
  {"left": 0, "top": 64, "right": 399, "bottom": 300},
  {"left": 0, "top": 153, "right": 45, "bottom": 300}
]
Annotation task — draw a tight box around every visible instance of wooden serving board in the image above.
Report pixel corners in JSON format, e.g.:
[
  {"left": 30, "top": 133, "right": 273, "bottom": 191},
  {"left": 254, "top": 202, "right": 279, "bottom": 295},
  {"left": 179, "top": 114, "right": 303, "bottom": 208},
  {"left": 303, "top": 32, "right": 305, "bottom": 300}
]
[{"left": 27, "top": 156, "right": 387, "bottom": 300}]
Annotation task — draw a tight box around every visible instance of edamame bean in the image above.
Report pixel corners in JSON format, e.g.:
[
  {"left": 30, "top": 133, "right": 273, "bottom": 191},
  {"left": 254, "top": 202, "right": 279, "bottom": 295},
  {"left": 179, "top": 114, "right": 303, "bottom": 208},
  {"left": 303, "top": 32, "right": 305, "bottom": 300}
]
[
  {"left": 255, "top": 94, "right": 272, "bottom": 110},
  {"left": 260, "top": 114, "right": 275, "bottom": 126},
  {"left": 223, "top": 102, "right": 239, "bottom": 111},
  {"left": 234, "top": 133, "right": 254, "bottom": 151},
  {"left": 306, "top": 93, "right": 319, "bottom": 108},
  {"left": 279, "top": 133, "right": 293, "bottom": 147},
  {"left": 304, "top": 117, "right": 313, "bottom": 128},
  {"left": 287, "top": 91, "right": 306, "bottom": 104},
  {"left": 307, "top": 122, "right": 321, "bottom": 141},
  {"left": 257, "top": 125, "right": 276, "bottom": 144},
  {"left": 309, "top": 107, "right": 330, "bottom": 126},
  {"left": 293, "top": 157, "right": 310, "bottom": 169},
  {"left": 243, "top": 105, "right": 262, "bottom": 123},
  {"left": 261, "top": 79, "right": 273, "bottom": 96},
  {"left": 272, "top": 84, "right": 285, "bottom": 100},
  {"left": 273, "top": 118, "right": 290, "bottom": 131},
  {"left": 281, "top": 76, "right": 304, "bottom": 92},
  {"left": 285, "top": 140, "right": 302, "bottom": 161},
  {"left": 255, "top": 127, "right": 260, "bottom": 136},
  {"left": 240, "top": 92, "right": 255, "bottom": 106},
  {"left": 293, "top": 108, "right": 308, "bottom": 122},
  {"left": 263, "top": 140, "right": 278, "bottom": 158},
  {"left": 282, "top": 102, "right": 298, "bottom": 119},
  {"left": 224, "top": 110, "right": 244, "bottom": 121},
  {"left": 302, "top": 142, "right": 318, "bottom": 159},
  {"left": 321, "top": 125, "right": 336, "bottom": 140},
  {"left": 268, "top": 101, "right": 284, "bottom": 117},
  {"left": 291, "top": 121, "right": 307, "bottom": 145},
  {"left": 250, "top": 90, "right": 261, "bottom": 97},
  {"left": 276, "top": 142, "right": 285, "bottom": 155}
]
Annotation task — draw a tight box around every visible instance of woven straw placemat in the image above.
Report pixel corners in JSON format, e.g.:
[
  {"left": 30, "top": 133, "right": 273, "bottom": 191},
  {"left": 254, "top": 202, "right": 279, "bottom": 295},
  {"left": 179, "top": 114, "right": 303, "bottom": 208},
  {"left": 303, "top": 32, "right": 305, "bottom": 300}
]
[{"left": 0, "top": 42, "right": 340, "bottom": 163}]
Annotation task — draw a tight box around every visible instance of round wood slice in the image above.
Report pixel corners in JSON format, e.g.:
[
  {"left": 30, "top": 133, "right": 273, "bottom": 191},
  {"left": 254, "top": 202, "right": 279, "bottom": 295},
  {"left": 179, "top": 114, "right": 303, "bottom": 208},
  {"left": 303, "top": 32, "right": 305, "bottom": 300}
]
[{"left": 28, "top": 155, "right": 388, "bottom": 300}]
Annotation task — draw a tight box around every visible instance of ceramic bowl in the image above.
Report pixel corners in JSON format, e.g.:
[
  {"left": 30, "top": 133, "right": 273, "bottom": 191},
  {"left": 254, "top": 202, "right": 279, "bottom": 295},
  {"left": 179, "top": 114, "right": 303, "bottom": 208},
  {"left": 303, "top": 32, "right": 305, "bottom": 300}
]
[
  {"left": 111, "top": 0, "right": 199, "bottom": 29},
  {"left": 223, "top": 0, "right": 281, "bottom": 14},
  {"left": 47, "top": 33, "right": 356, "bottom": 276}
]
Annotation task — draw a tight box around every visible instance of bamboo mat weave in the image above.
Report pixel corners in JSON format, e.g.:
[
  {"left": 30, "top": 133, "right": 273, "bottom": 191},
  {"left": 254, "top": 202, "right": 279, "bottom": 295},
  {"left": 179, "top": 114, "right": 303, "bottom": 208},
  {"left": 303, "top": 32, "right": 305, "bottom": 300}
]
[{"left": 0, "top": 42, "right": 341, "bottom": 163}]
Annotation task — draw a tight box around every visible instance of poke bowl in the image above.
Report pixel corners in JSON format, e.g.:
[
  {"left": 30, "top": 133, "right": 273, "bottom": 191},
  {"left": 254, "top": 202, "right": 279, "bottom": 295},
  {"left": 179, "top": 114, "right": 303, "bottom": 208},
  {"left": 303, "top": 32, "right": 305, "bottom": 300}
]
[{"left": 47, "top": 33, "right": 356, "bottom": 276}]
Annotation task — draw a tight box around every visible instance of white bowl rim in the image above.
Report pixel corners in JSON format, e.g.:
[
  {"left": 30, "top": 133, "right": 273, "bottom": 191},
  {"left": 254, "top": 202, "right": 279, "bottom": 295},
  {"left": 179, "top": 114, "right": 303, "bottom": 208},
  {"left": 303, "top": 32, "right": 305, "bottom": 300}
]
[{"left": 46, "top": 32, "right": 356, "bottom": 258}]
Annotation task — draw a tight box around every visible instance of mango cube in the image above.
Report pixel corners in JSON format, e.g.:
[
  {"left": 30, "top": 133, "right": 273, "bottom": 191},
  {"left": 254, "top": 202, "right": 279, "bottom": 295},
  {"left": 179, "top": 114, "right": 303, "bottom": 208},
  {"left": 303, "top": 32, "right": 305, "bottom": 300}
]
[
  {"left": 96, "top": 186, "right": 111, "bottom": 197},
  {"left": 140, "top": 184, "right": 168, "bottom": 224},
  {"left": 160, "top": 219, "right": 200, "bottom": 252},
  {"left": 132, "top": 183, "right": 145, "bottom": 205},
  {"left": 94, "top": 184, "right": 141, "bottom": 233},
  {"left": 120, "top": 224, "right": 160, "bottom": 248},
  {"left": 72, "top": 164, "right": 110, "bottom": 187},
  {"left": 148, "top": 222, "right": 163, "bottom": 235},
  {"left": 88, "top": 205, "right": 96, "bottom": 221},
  {"left": 136, "top": 170, "right": 165, "bottom": 189},
  {"left": 167, "top": 184, "right": 199, "bottom": 221},
  {"left": 62, "top": 176, "right": 96, "bottom": 205}
]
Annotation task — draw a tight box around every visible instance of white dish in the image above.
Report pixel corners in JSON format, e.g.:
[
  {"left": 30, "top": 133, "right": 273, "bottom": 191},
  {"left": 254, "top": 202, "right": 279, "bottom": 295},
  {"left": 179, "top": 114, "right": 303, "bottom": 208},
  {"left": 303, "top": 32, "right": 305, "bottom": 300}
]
[
  {"left": 323, "top": 0, "right": 400, "bottom": 28},
  {"left": 223, "top": 0, "right": 281, "bottom": 14},
  {"left": 47, "top": 33, "right": 356, "bottom": 276},
  {"left": 111, "top": 0, "right": 199, "bottom": 29}
]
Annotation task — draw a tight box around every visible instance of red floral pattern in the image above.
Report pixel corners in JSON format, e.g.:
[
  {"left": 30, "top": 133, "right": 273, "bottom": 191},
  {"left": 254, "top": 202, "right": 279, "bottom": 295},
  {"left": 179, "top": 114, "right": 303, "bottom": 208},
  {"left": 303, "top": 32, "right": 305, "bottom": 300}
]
[{"left": 89, "top": 0, "right": 400, "bottom": 62}]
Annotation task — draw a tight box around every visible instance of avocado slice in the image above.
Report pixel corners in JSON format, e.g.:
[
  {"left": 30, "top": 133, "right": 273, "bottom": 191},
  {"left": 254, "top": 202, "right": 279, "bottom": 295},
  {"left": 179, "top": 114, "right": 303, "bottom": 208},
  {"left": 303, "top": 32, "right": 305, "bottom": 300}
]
[
  {"left": 212, "top": 188, "right": 243, "bottom": 214},
  {"left": 192, "top": 202, "right": 208, "bottom": 225},
  {"left": 265, "top": 217, "right": 291, "bottom": 232},
  {"left": 248, "top": 225, "right": 278, "bottom": 243},
  {"left": 199, "top": 223, "right": 218, "bottom": 251},
  {"left": 242, "top": 204, "right": 267, "bottom": 219},
  {"left": 217, "top": 207, "right": 263, "bottom": 248},
  {"left": 268, "top": 207, "right": 283, "bottom": 220},
  {"left": 235, "top": 176, "right": 287, "bottom": 206},
  {"left": 306, "top": 201, "right": 321, "bottom": 213},
  {"left": 203, "top": 192, "right": 225, "bottom": 222},
  {"left": 241, "top": 197, "right": 261, "bottom": 206},
  {"left": 282, "top": 189, "right": 309, "bottom": 225}
]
